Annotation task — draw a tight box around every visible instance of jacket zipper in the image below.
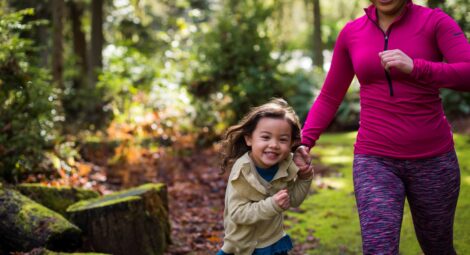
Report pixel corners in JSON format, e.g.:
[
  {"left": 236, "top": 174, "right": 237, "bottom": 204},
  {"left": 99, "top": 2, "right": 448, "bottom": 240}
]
[
  {"left": 383, "top": 33, "right": 394, "bottom": 96},
  {"left": 367, "top": 15, "right": 395, "bottom": 97}
]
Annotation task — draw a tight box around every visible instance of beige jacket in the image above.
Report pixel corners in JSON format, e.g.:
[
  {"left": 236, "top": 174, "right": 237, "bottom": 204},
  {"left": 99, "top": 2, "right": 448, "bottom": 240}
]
[{"left": 221, "top": 152, "right": 312, "bottom": 254}]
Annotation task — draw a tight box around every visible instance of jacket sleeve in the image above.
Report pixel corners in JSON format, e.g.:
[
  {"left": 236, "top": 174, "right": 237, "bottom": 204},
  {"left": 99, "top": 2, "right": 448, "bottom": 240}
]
[
  {"left": 410, "top": 9, "right": 470, "bottom": 91},
  {"left": 301, "top": 23, "right": 356, "bottom": 149},
  {"left": 227, "top": 175, "right": 283, "bottom": 225},
  {"left": 287, "top": 165, "right": 313, "bottom": 208}
]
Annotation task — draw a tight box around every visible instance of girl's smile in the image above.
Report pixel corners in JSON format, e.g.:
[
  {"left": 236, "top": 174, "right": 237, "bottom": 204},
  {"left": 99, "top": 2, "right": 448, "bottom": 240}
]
[{"left": 244, "top": 117, "right": 293, "bottom": 169}]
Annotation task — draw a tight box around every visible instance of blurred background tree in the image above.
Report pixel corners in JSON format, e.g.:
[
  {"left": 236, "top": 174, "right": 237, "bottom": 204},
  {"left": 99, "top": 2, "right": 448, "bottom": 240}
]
[{"left": 0, "top": 0, "right": 469, "bottom": 182}]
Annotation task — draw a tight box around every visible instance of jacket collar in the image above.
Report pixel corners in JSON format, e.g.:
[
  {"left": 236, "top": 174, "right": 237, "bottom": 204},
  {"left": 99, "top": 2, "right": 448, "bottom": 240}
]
[
  {"left": 231, "top": 152, "right": 297, "bottom": 195},
  {"left": 364, "top": 0, "right": 413, "bottom": 24}
]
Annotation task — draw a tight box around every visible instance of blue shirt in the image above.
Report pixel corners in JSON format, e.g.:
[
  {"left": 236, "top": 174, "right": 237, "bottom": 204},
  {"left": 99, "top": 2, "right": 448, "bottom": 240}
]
[{"left": 255, "top": 164, "right": 279, "bottom": 182}]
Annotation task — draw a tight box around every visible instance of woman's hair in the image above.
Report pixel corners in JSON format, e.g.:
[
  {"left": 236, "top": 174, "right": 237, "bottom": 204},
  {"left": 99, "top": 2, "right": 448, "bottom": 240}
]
[{"left": 219, "top": 98, "right": 301, "bottom": 173}]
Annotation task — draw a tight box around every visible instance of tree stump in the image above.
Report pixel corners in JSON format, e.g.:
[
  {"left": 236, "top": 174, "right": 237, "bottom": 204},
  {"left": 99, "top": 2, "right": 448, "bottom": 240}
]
[
  {"left": 67, "top": 183, "right": 170, "bottom": 255},
  {"left": 0, "top": 187, "right": 82, "bottom": 252},
  {"left": 17, "top": 184, "right": 99, "bottom": 217}
]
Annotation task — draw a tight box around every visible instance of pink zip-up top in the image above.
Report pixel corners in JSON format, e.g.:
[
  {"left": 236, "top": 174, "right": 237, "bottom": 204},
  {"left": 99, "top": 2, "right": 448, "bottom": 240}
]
[{"left": 302, "top": 0, "right": 470, "bottom": 159}]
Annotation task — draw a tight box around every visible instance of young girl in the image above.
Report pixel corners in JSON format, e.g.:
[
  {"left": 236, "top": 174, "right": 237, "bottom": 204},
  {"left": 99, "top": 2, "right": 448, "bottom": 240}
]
[{"left": 217, "top": 98, "right": 314, "bottom": 255}]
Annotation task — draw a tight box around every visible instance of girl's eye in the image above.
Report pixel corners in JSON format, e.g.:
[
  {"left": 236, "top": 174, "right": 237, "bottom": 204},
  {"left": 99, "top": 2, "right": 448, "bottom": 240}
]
[{"left": 261, "top": 136, "right": 270, "bottom": 140}]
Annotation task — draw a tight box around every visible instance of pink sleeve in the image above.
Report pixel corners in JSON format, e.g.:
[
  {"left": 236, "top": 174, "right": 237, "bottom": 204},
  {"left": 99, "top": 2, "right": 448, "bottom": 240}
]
[
  {"left": 410, "top": 9, "right": 470, "bottom": 91},
  {"left": 301, "top": 24, "right": 355, "bottom": 149}
]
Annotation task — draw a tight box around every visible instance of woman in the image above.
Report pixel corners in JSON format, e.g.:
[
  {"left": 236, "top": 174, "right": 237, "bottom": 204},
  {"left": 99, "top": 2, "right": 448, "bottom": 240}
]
[{"left": 294, "top": 0, "right": 470, "bottom": 254}]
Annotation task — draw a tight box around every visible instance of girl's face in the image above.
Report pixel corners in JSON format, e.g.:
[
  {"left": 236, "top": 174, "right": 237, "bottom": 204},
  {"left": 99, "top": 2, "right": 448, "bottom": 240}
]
[
  {"left": 370, "top": 0, "right": 407, "bottom": 18},
  {"left": 244, "top": 117, "right": 293, "bottom": 169}
]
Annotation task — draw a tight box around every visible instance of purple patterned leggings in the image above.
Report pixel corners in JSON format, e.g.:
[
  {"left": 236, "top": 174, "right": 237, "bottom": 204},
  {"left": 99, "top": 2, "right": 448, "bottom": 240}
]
[{"left": 353, "top": 150, "right": 460, "bottom": 255}]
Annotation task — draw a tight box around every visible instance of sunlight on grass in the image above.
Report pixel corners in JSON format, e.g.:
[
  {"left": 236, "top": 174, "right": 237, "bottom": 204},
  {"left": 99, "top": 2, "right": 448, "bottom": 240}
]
[
  {"left": 321, "top": 178, "right": 347, "bottom": 190},
  {"left": 322, "top": 155, "right": 353, "bottom": 165},
  {"left": 464, "top": 176, "right": 470, "bottom": 185}
]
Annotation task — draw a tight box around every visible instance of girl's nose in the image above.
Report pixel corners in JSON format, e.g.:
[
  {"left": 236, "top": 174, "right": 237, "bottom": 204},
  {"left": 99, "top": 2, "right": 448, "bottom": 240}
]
[{"left": 270, "top": 140, "right": 280, "bottom": 148}]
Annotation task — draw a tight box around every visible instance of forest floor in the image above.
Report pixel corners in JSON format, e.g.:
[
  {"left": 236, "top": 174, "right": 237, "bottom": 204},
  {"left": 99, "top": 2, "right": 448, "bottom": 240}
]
[
  {"left": 76, "top": 120, "right": 470, "bottom": 255},
  {"left": 80, "top": 142, "right": 324, "bottom": 254}
]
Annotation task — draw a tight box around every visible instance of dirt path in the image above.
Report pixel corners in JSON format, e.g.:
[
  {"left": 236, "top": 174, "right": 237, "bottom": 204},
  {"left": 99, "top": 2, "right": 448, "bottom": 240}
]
[
  {"left": 86, "top": 144, "right": 318, "bottom": 254},
  {"left": 163, "top": 148, "right": 226, "bottom": 254}
]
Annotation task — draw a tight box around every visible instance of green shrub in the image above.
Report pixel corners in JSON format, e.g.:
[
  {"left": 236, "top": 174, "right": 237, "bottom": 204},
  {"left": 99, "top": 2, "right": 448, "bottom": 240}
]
[
  {"left": 191, "top": 0, "right": 316, "bottom": 125},
  {"left": 441, "top": 88, "right": 470, "bottom": 120},
  {"left": 0, "top": 9, "right": 59, "bottom": 182}
]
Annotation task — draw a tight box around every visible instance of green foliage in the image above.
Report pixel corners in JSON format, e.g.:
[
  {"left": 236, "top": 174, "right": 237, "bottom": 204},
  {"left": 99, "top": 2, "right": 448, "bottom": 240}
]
[
  {"left": 331, "top": 80, "right": 360, "bottom": 131},
  {"left": 441, "top": 89, "right": 470, "bottom": 119},
  {"left": 191, "top": 0, "right": 316, "bottom": 124},
  {"left": 98, "top": 0, "right": 202, "bottom": 142},
  {"left": 62, "top": 89, "right": 112, "bottom": 133},
  {"left": 0, "top": 9, "right": 60, "bottom": 182}
]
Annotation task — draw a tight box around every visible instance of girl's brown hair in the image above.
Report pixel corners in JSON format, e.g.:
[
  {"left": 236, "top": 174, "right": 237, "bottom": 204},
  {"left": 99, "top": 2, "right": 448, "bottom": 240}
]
[{"left": 219, "top": 98, "right": 301, "bottom": 173}]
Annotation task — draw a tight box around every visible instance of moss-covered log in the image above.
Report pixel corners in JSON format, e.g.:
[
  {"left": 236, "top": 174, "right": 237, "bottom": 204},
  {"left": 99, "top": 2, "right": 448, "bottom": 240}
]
[
  {"left": 67, "top": 183, "right": 170, "bottom": 255},
  {"left": 16, "top": 184, "right": 99, "bottom": 216},
  {"left": 0, "top": 187, "right": 82, "bottom": 252}
]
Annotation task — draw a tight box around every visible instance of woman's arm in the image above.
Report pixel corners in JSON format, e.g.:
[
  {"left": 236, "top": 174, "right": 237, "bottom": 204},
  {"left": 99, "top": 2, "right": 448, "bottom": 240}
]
[
  {"left": 302, "top": 24, "right": 356, "bottom": 149},
  {"left": 410, "top": 10, "right": 470, "bottom": 91}
]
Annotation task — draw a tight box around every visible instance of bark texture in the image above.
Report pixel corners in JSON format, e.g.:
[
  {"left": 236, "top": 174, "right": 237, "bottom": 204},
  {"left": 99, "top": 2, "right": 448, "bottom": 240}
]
[{"left": 67, "top": 183, "right": 170, "bottom": 255}]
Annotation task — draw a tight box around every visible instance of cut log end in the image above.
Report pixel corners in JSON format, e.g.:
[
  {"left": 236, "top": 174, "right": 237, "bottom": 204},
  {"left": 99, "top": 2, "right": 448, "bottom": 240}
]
[{"left": 67, "top": 183, "right": 170, "bottom": 255}]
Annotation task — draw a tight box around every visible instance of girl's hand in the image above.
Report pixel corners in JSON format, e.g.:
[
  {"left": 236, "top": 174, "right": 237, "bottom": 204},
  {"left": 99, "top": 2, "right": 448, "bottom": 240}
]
[
  {"left": 379, "top": 49, "right": 414, "bottom": 74},
  {"left": 274, "top": 189, "right": 290, "bottom": 210}
]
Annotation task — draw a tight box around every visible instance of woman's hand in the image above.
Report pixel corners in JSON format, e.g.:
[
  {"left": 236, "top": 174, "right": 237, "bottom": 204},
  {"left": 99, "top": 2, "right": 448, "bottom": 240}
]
[
  {"left": 379, "top": 49, "right": 414, "bottom": 74},
  {"left": 274, "top": 189, "right": 290, "bottom": 210},
  {"left": 294, "top": 145, "right": 314, "bottom": 179}
]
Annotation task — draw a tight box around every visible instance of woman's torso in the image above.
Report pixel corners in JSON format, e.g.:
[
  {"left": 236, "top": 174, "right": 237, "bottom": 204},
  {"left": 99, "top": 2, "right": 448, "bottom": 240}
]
[{"left": 347, "top": 3, "right": 454, "bottom": 158}]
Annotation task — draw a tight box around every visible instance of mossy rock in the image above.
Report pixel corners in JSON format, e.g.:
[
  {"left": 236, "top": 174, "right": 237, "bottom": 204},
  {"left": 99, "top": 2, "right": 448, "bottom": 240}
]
[
  {"left": 0, "top": 188, "right": 82, "bottom": 252},
  {"left": 16, "top": 184, "right": 99, "bottom": 217},
  {"left": 67, "top": 183, "right": 170, "bottom": 255}
]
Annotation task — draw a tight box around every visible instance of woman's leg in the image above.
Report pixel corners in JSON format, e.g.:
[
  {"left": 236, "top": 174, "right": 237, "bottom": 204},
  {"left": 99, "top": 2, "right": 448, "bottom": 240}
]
[
  {"left": 353, "top": 154, "right": 406, "bottom": 255},
  {"left": 405, "top": 151, "right": 460, "bottom": 255}
]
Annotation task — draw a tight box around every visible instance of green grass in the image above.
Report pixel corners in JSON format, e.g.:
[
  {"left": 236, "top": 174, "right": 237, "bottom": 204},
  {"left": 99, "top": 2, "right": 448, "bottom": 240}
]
[{"left": 286, "top": 132, "right": 470, "bottom": 254}]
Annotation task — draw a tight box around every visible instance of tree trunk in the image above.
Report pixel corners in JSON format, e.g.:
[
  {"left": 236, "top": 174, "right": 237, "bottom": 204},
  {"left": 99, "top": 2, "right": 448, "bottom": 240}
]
[
  {"left": 67, "top": 183, "right": 170, "bottom": 255},
  {"left": 312, "top": 0, "right": 324, "bottom": 70},
  {"left": 0, "top": 187, "right": 82, "bottom": 252},
  {"left": 51, "top": 0, "right": 65, "bottom": 89},
  {"left": 89, "top": 0, "right": 104, "bottom": 88},
  {"left": 69, "top": 0, "right": 88, "bottom": 89}
]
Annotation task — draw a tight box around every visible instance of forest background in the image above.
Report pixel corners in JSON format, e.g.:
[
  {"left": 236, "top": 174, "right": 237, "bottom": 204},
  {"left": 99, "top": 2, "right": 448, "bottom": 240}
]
[{"left": 1, "top": 0, "right": 469, "bottom": 254}]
